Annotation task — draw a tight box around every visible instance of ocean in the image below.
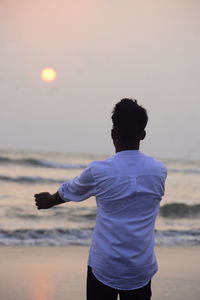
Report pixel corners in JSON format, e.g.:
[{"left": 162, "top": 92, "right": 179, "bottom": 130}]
[{"left": 0, "top": 149, "right": 199, "bottom": 246}]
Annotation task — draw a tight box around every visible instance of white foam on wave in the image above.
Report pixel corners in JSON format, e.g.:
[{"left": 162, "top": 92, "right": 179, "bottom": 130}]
[{"left": 0, "top": 228, "right": 200, "bottom": 246}]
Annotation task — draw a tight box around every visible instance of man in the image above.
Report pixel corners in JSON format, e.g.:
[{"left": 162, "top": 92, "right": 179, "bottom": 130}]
[{"left": 34, "top": 98, "right": 167, "bottom": 300}]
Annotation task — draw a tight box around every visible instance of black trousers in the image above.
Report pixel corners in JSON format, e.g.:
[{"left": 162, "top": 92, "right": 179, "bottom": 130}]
[{"left": 87, "top": 266, "right": 152, "bottom": 300}]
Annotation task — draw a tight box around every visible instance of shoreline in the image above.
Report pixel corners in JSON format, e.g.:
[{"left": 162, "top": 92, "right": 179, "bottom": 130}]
[{"left": 1, "top": 245, "right": 200, "bottom": 300}]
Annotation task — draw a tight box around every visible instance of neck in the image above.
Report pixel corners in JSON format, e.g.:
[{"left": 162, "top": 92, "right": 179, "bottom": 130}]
[{"left": 115, "top": 142, "right": 140, "bottom": 153}]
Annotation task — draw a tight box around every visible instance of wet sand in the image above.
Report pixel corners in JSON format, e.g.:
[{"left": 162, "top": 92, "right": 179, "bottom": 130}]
[{"left": 0, "top": 246, "right": 200, "bottom": 300}]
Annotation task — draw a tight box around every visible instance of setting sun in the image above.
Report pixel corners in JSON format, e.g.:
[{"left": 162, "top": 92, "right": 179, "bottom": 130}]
[{"left": 41, "top": 68, "right": 56, "bottom": 83}]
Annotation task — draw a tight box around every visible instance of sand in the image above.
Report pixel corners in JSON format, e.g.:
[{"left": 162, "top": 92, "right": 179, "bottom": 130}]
[{"left": 0, "top": 246, "right": 200, "bottom": 300}]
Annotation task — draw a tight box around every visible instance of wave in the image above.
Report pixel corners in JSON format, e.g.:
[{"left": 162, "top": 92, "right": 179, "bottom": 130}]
[
  {"left": 168, "top": 167, "right": 200, "bottom": 174},
  {"left": 155, "top": 229, "right": 200, "bottom": 246},
  {"left": 4, "top": 201, "right": 200, "bottom": 220},
  {"left": 0, "top": 156, "right": 87, "bottom": 169},
  {"left": 159, "top": 203, "right": 200, "bottom": 218},
  {"left": 0, "top": 228, "right": 199, "bottom": 246},
  {"left": 5, "top": 206, "right": 97, "bottom": 221},
  {"left": 0, "top": 175, "right": 65, "bottom": 184},
  {"left": 1, "top": 156, "right": 200, "bottom": 174},
  {"left": 0, "top": 228, "right": 93, "bottom": 246}
]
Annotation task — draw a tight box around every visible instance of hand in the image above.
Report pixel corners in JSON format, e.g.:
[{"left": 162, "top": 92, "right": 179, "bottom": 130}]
[
  {"left": 34, "top": 191, "right": 65, "bottom": 209},
  {"left": 34, "top": 192, "right": 54, "bottom": 209}
]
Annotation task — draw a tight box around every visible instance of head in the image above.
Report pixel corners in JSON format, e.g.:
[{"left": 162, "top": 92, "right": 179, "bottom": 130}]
[{"left": 111, "top": 98, "right": 148, "bottom": 151}]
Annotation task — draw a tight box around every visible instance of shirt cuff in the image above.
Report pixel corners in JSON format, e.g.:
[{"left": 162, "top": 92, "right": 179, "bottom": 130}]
[{"left": 58, "top": 184, "right": 70, "bottom": 202}]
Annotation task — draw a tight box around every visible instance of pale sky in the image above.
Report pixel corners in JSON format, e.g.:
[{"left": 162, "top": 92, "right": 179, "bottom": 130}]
[{"left": 0, "top": 0, "right": 200, "bottom": 159}]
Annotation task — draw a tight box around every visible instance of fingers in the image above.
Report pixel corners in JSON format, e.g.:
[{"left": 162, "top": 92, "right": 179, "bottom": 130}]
[
  {"left": 34, "top": 193, "right": 44, "bottom": 209},
  {"left": 34, "top": 197, "right": 41, "bottom": 209},
  {"left": 34, "top": 192, "right": 48, "bottom": 198},
  {"left": 34, "top": 193, "right": 43, "bottom": 201},
  {"left": 34, "top": 192, "right": 52, "bottom": 210}
]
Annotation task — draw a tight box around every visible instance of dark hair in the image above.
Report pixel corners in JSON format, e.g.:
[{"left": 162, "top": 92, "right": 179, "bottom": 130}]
[{"left": 111, "top": 98, "right": 148, "bottom": 143}]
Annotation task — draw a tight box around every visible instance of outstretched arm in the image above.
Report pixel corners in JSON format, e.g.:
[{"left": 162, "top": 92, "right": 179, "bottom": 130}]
[
  {"left": 34, "top": 191, "right": 65, "bottom": 209},
  {"left": 34, "top": 165, "right": 96, "bottom": 209}
]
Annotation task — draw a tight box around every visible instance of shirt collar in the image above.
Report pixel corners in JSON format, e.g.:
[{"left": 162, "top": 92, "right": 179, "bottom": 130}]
[{"left": 115, "top": 150, "right": 141, "bottom": 156}]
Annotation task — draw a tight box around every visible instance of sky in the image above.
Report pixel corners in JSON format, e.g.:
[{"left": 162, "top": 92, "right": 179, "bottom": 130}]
[{"left": 0, "top": 0, "right": 200, "bottom": 160}]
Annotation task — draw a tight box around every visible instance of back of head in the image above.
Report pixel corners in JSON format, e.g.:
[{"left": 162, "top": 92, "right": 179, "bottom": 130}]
[{"left": 111, "top": 98, "right": 148, "bottom": 145}]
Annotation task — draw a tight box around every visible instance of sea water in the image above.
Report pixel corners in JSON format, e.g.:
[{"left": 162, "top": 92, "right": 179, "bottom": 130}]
[{"left": 0, "top": 149, "right": 199, "bottom": 246}]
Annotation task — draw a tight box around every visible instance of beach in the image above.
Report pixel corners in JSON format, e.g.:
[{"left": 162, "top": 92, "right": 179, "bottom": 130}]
[
  {"left": 1, "top": 246, "right": 200, "bottom": 300},
  {"left": 0, "top": 150, "right": 200, "bottom": 299}
]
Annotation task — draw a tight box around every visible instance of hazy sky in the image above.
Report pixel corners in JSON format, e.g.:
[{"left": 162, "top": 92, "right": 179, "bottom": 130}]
[{"left": 1, "top": 0, "right": 200, "bottom": 159}]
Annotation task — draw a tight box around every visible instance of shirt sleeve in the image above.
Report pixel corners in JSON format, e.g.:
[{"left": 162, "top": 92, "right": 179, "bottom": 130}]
[
  {"left": 159, "top": 164, "right": 168, "bottom": 198},
  {"left": 58, "top": 165, "right": 96, "bottom": 202}
]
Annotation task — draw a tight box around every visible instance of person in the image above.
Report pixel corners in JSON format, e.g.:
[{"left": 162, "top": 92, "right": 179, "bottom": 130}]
[{"left": 34, "top": 98, "right": 167, "bottom": 300}]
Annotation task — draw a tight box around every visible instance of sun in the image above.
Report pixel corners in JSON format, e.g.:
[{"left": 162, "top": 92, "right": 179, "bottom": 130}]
[{"left": 40, "top": 68, "right": 56, "bottom": 83}]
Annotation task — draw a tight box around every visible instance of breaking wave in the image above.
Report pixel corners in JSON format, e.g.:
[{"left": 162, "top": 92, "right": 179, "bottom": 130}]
[
  {"left": 0, "top": 228, "right": 93, "bottom": 246},
  {"left": 0, "top": 156, "right": 86, "bottom": 169},
  {"left": 0, "top": 228, "right": 199, "bottom": 246},
  {"left": 155, "top": 229, "right": 200, "bottom": 246},
  {"left": 0, "top": 175, "right": 66, "bottom": 184},
  {"left": 168, "top": 167, "right": 200, "bottom": 174},
  {"left": 1, "top": 156, "right": 200, "bottom": 174},
  {"left": 159, "top": 203, "right": 200, "bottom": 218}
]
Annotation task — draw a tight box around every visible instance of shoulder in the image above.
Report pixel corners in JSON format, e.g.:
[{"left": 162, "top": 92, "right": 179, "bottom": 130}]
[
  {"left": 89, "top": 154, "right": 114, "bottom": 167},
  {"left": 87, "top": 155, "right": 115, "bottom": 175},
  {"left": 141, "top": 153, "right": 167, "bottom": 174}
]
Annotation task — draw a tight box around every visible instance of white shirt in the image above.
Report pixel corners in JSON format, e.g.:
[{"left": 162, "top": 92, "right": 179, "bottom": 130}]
[{"left": 58, "top": 150, "right": 167, "bottom": 290}]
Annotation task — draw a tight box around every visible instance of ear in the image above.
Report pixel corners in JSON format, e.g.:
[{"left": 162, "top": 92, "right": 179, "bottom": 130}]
[
  {"left": 140, "top": 130, "right": 146, "bottom": 140},
  {"left": 111, "top": 128, "right": 115, "bottom": 140}
]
